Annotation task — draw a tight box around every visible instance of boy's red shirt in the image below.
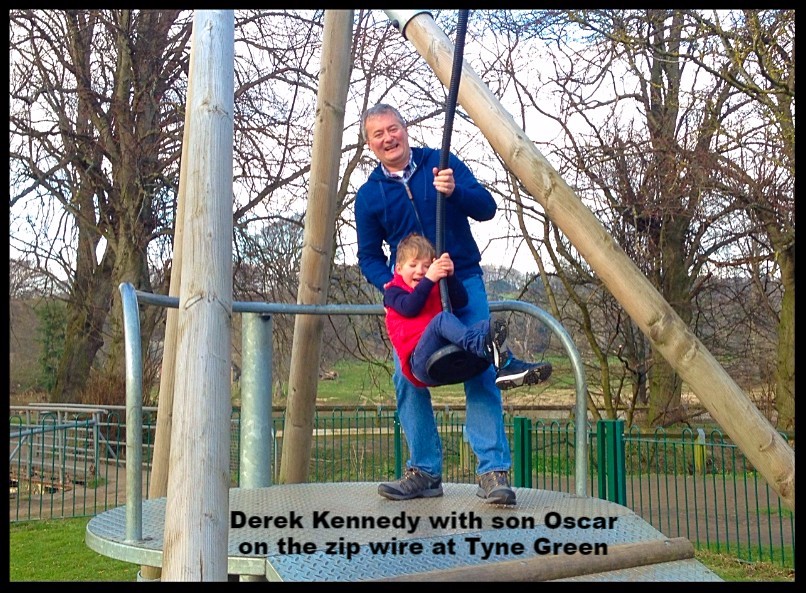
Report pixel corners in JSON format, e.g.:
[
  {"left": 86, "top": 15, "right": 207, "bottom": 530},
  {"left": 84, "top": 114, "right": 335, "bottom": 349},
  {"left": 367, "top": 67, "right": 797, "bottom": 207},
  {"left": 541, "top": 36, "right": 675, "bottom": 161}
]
[{"left": 383, "top": 272, "right": 442, "bottom": 387}]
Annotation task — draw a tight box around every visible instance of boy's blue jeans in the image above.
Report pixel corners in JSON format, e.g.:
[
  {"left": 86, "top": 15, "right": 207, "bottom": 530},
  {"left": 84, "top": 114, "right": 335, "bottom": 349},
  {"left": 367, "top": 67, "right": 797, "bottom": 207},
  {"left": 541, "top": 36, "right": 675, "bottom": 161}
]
[
  {"left": 410, "top": 313, "right": 491, "bottom": 385},
  {"left": 392, "top": 274, "right": 512, "bottom": 477}
]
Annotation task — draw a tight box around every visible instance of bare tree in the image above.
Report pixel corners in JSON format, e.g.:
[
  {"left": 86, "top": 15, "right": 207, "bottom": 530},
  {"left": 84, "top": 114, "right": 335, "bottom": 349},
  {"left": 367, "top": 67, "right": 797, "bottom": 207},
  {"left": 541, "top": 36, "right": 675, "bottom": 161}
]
[
  {"left": 681, "top": 10, "right": 794, "bottom": 428},
  {"left": 10, "top": 10, "right": 192, "bottom": 403},
  {"left": 9, "top": 258, "right": 52, "bottom": 300},
  {"left": 483, "top": 9, "right": 788, "bottom": 427}
]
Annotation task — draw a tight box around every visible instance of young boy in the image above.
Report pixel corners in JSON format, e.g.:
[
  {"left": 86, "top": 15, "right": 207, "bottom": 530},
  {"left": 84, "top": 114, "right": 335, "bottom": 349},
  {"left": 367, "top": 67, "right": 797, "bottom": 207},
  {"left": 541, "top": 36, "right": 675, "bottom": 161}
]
[{"left": 384, "top": 233, "right": 552, "bottom": 389}]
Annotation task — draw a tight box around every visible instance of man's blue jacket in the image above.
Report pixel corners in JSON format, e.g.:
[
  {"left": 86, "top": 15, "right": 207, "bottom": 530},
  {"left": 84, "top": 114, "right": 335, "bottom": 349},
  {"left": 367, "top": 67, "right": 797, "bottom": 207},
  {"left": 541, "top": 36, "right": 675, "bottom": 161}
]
[{"left": 355, "top": 146, "right": 496, "bottom": 293}]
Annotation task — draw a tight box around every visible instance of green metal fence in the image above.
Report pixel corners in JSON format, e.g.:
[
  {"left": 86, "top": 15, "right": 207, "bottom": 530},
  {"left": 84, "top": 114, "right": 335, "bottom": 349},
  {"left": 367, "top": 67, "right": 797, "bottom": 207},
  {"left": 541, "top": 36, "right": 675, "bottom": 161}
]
[
  {"left": 9, "top": 405, "right": 794, "bottom": 568},
  {"left": 620, "top": 423, "right": 794, "bottom": 567}
]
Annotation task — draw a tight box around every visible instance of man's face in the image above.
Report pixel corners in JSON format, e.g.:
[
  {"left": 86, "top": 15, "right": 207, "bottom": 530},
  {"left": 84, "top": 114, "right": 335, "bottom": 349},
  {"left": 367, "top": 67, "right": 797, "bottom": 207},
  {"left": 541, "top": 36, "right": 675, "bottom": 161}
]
[
  {"left": 365, "top": 112, "right": 411, "bottom": 172},
  {"left": 396, "top": 255, "right": 431, "bottom": 289}
]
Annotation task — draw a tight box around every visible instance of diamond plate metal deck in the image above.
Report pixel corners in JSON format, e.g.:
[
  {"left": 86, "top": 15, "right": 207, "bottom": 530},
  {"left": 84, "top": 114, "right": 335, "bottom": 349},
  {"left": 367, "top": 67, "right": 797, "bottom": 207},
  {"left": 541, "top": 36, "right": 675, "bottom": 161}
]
[{"left": 85, "top": 482, "right": 721, "bottom": 581}]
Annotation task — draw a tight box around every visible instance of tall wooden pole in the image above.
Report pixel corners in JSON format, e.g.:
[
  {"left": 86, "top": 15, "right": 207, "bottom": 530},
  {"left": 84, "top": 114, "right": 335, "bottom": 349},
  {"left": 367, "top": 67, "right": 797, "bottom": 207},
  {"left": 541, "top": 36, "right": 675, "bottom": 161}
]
[
  {"left": 388, "top": 11, "right": 795, "bottom": 511},
  {"left": 280, "top": 10, "right": 354, "bottom": 484},
  {"left": 138, "top": 27, "right": 194, "bottom": 583},
  {"left": 161, "top": 11, "right": 235, "bottom": 580}
]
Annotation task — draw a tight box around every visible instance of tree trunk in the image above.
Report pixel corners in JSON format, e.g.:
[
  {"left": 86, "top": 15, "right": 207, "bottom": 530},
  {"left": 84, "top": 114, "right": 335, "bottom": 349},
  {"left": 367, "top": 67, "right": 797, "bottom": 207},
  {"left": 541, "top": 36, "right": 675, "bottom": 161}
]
[
  {"left": 647, "top": 355, "right": 684, "bottom": 427},
  {"left": 50, "top": 91, "right": 116, "bottom": 403},
  {"left": 774, "top": 245, "right": 794, "bottom": 431},
  {"left": 51, "top": 253, "right": 115, "bottom": 403},
  {"left": 647, "top": 220, "right": 692, "bottom": 427}
]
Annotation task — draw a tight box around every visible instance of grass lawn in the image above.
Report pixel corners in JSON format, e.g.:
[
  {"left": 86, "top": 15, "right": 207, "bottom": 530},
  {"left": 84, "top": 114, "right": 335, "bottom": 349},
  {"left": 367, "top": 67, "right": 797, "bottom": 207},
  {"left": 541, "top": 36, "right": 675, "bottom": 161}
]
[{"left": 10, "top": 518, "right": 139, "bottom": 581}]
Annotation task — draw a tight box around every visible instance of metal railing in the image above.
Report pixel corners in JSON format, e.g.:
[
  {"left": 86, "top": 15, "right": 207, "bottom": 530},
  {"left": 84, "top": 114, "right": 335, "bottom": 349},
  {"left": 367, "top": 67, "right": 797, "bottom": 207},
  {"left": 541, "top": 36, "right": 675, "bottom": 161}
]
[
  {"left": 9, "top": 407, "right": 126, "bottom": 521},
  {"left": 120, "top": 282, "right": 589, "bottom": 498}
]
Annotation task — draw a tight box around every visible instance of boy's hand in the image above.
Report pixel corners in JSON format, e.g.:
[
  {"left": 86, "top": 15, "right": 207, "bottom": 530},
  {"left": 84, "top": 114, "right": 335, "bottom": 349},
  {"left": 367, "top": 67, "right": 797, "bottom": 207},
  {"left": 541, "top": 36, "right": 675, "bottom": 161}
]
[{"left": 426, "top": 253, "right": 454, "bottom": 282}]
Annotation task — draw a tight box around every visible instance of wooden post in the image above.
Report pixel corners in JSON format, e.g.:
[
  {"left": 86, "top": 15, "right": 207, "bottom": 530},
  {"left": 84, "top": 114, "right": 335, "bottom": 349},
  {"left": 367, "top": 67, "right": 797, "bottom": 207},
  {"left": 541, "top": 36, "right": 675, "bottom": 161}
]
[
  {"left": 374, "top": 537, "right": 695, "bottom": 582},
  {"left": 279, "top": 10, "right": 353, "bottom": 484},
  {"left": 161, "top": 11, "right": 235, "bottom": 581},
  {"left": 138, "top": 24, "right": 194, "bottom": 583},
  {"left": 391, "top": 11, "right": 794, "bottom": 511}
]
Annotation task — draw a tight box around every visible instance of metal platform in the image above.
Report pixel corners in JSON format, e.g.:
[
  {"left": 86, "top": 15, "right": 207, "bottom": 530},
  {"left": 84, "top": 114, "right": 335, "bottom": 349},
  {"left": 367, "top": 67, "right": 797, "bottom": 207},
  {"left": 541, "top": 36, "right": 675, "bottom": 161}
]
[{"left": 85, "top": 482, "right": 721, "bottom": 581}]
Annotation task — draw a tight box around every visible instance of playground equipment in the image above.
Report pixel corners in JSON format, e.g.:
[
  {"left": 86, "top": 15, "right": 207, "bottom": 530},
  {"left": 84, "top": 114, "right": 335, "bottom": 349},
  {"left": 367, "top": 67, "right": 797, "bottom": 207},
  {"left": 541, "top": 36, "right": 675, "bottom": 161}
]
[
  {"left": 88, "top": 484, "right": 720, "bottom": 582},
  {"left": 85, "top": 284, "right": 720, "bottom": 581},
  {"left": 85, "top": 8, "right": 792, "bottom": 581}
]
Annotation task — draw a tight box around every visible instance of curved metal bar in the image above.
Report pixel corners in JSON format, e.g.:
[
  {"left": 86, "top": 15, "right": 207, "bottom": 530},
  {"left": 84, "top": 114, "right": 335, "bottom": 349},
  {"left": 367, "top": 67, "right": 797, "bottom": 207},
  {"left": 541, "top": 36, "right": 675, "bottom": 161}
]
[
  {"left": 118, "top": 282, "right": 143, "bottom": 542},
  {"left": 120, "top": 283, "right": 590, "bottom": 543},
  {"left": 490, "top": 300, "right": 589, "bottom": 496}
]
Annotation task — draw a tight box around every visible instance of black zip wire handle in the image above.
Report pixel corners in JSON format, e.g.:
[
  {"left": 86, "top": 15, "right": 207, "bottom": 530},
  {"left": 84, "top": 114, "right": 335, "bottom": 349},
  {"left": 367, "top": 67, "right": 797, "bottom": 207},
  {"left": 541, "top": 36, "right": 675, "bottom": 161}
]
[
  {"left": 425, "top": 9, "right": 491, "bottom": 385},
  {"left": 436, "top": 9, "right": 469, "bottom": 312}
]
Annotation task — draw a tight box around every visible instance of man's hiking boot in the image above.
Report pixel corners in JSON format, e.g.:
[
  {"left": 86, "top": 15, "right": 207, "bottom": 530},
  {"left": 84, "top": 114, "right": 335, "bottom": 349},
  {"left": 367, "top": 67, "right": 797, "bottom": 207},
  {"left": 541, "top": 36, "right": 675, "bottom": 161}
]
[
  {"left": 378, "top": 467, "right": 443, "bottom": 501},
  {"left": 477, "top": 470, "right": 516, "bottom": 505},
  {"left": 484, "top": 318, "right": 508, "bottom": 368},
  {"left": 495, "top": 358, "right": 553, "bottom": 390}
]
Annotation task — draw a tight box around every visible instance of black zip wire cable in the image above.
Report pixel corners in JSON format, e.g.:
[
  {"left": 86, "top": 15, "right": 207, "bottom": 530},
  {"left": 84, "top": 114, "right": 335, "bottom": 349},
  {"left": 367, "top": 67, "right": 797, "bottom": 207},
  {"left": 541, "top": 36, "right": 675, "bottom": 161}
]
[{"left": 436, "top": 9, "right": 469, "bottom": 312}]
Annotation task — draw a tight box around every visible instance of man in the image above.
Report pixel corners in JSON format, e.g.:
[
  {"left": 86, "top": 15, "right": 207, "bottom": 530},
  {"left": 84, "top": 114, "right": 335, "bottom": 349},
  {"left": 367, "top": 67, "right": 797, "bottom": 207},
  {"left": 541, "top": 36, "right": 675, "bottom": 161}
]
[{"left": 355, "top": 103, "right": 523, "bottom": 505}]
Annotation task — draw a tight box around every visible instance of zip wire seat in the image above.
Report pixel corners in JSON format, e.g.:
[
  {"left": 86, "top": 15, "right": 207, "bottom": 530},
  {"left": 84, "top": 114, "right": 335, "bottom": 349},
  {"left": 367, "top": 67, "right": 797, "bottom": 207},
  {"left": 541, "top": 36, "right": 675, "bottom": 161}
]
[{"left": 425, "top": 343, "right": 491, "bottom": 385}]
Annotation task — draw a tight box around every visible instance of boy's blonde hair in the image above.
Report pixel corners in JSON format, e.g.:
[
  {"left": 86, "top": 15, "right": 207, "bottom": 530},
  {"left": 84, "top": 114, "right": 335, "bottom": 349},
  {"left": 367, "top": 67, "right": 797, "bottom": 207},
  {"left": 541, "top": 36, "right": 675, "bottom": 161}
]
[{"left": 396, "top": 233, "right": 436, "bottom": 266}]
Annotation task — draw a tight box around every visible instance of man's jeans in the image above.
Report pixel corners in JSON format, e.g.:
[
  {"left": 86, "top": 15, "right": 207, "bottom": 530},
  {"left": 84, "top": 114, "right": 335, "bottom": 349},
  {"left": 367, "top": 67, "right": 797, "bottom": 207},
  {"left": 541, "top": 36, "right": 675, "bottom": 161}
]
[{"left": 392, "top": 274, "right": 512, "bottom": 476}]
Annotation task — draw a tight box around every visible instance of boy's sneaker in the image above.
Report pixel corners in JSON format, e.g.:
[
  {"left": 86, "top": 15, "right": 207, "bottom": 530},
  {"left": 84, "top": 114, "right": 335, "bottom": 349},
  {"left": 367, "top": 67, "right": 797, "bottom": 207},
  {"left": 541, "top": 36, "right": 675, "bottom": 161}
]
[
  {"left": 378, "top": 467, "right": 443, "bottom": 500},
  {"left": 495, "top": 358, "right": 552, "bottom": 390},
  {"left": 484, "top": 319, "right": 508, "bottom": 368},
  {"left": 477, "top": 470, "right": 516, "bottom": 505}
]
